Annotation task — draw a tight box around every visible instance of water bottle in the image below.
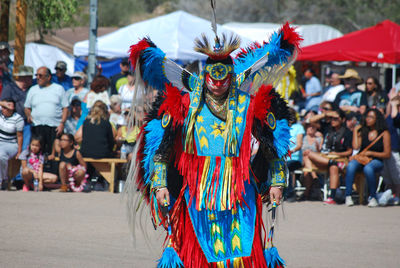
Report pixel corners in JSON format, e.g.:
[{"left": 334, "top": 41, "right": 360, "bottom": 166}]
[
  {"left": 33, "top": 179, "right": 39, "bottom": 192},
  {"left": 121, "top": 145, "right": 127, "bottom": 159}
]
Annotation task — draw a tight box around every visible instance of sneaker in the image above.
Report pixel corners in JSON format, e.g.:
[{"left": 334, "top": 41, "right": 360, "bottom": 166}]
[
  {"left": 324, "top": 197, "right": 336, "bottom": 205},
  {"left": 388, "top": 196, "right": 400, "bottom": 206},
  {"left": 345, "top": 196, "right": 354, "bottom": 206},
  {"left": 22, "top": 184, "right": 30, "bottom": 192},
  {"left": 378, "top": 189, "right": 392, "bottom": 206},
  {"left": 368, "top": 197, "right": 378, "bottom": 207}
]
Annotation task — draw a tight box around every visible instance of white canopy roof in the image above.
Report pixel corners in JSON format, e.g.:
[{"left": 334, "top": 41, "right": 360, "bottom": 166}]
[
  {"left": 23, "top": 42, "right": 75, "bottom": 75},
  {"left": 73, "top": 11, "right": 253, "bottom": 62},
  {"left": 223, "top": 22, "right": 343, "bottom": 47}
]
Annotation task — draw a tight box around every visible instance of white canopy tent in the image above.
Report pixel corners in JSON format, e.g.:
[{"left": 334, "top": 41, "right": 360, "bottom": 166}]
[
  {"left": 223, "top": 22, "right": 343, "bottom": 47},
  {"left": 73, "top": 11, "right": 253, "bottom": 62},
  {"left": 22, "top": 42, "right": 75, "bottom": 75}
]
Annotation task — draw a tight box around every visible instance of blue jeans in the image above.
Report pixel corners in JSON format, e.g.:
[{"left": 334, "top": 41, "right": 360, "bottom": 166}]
[
  {"left": 345, "top": 159, "right": 383, "bottom": 198},
  {"left": 22, "top": 123, "right": 31, "bottom": 151}
]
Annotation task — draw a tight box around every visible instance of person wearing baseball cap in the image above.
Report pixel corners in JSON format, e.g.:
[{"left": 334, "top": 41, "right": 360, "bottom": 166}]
[
  {"left": 0, "top": 42, "right": 13, "bottom": 87},
  {"left": 109, "top": 57, "right": 129, "bottom": 95},
  {"left": 65, "top": 71, "right": 89, "bottom": 104},
  {"left": 333, "top": 68, "right": 367, "bottom": 115},
  {"left": 52, "top": 61, "right": 72, "bottom": 91}
]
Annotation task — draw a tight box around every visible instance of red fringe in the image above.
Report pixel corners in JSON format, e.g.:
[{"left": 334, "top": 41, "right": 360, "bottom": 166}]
[
  {"left": 253, "top": 84, "right": 274, "bottom": 124},
  {"left": 158, "top": 84, "right": 189, "bottom": 128},
  {"left": 128, "top": 39, "right": 151, "bottom": 69},
  {"left": 280, "top": 22, "right": 303, "bottom": 51},
  {"left": 170, "top": 188, "right": 267, "bottom": 267}
]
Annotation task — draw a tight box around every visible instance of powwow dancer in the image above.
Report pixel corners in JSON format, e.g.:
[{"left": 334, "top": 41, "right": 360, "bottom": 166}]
[{"left": 124, "top": 2, "right": 302, "bottom": 267}]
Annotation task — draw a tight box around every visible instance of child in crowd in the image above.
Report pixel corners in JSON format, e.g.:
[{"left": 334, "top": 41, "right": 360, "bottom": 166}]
[
  {"left": 20, "top": 135, "right": 57, "bottom": 191},
  {"left": 57, "top": 133, "right": 88, "bottom": 192}
]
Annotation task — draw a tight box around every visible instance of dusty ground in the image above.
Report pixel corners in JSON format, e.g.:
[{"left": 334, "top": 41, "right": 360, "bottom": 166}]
[{"left": 0, "top": 191, "right": 399, "bottom": 268}]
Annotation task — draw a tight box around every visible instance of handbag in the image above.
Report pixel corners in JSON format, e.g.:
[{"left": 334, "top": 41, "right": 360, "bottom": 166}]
[{"left": 353, "top": 132, "right": 384, "bottom": 165}]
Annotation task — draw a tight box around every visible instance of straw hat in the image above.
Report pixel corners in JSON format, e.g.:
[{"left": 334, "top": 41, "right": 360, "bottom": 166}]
[{"left": 338, "top": 68, "right": 362, "bottom": 83}]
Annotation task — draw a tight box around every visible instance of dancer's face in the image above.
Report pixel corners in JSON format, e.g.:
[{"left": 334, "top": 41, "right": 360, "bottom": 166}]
[{"left": 205, "top": 73, "right": 231, "bottom": 96}]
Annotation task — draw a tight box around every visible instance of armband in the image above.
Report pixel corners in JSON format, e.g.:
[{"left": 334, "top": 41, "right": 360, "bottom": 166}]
[{"left": 151, "top": 161, "right": 167, "bottom": 189}]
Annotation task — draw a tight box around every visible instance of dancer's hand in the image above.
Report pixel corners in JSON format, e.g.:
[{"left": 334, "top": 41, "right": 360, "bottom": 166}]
[
  {"left": 156, "top": 188, "right": 170, "bottom": 207},
  {"left": 270, "top": 186, "right": 283, "bottom": 205}
]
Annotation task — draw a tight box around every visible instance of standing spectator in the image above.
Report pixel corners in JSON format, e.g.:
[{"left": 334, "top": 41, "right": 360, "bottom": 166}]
[
  {"left": 345, "top": 108, "right": 391, "bottom": 207},
  {"left": 382, "top": 95, "right": 400, "bottom": 205},
  {"left": 303, "top": 68, "right": 322, "bottom": 112},
  {"left": 0, "top": 99, "right": 23, "bottom": 187},
  {"left": 118, "top": 71, "right": 135, "bottom": 112},
  {"left": 0, "top": 42, "right": 13, "bottom": 88},
  {"left": 64, "top": 98, "right": 82, "bottom": 135},
  {"left": 52, "top": 61, "right": 72, "bottom": 91},
  {"left": 75, "top": 100, "right": 115, "bottom": 159},
  {"left": 24, "top": 67, "right": 68, "bottom": 154},
  {"left": 304, "top": 109, "right": 353, "bottom": 204},
  {"left": 334, "top": 69, "right": 367, "bottom": 115},
  {"left": 109, "top": 58, "right": 130, "bottom": 95},
  {"left": 65, "top": 71, "right": 89, "bottom": 103},
  {"left": 345, "top": 111, "right": 358, "bottom": 133},
  {"left": 1, "top": 65, "right": 33, "bottom": 150},
  {"left": 322, "top": 72, "right": 344, "bottom": 102},
  {"left": 365, "top": 76, "right": 387, "bottom": 114},
  {"left": 85, "top": 75, "right": 111, "bottom": 109}
]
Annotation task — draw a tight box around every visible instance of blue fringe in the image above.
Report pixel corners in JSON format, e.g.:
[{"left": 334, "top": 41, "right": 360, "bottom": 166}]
[
  {"left": 141, "top": 47, "right": 169, "bottom": 91},
  {"left": 273, "top": 119, "right": 291, "bottom": 159},
  {"left": 234, "top": 32, "right": 291, "bottom": 74},
  {"left": 264, "top": 247, "right": 286, "bottom": 268},
  {"left": 143, "top": 119, "right": 165, "bottom": 185},
  {"left": 157, "top": 247, "right": 184, "bottom": 268}
]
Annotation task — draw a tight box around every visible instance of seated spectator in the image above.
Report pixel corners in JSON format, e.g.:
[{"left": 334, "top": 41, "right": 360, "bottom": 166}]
[
  {"left": 334, "top": 69, "right": 367, "bottom": 115},
  {"left": 365, "top": 76, "right": 387, "bottom": 114},
  {"left": 304, "top": 109, "right": 353, "bottom": 204},
  {"left": 1, "top": 65, "right": 33, "bottom": 150},
  {"left": 381, "top": 95, "right": 400, "bottom": 205},
  {"left": 345, "top": 111, "right": 358, "bottom": 133},
  {"left": 109, "top": 94, "right": 123, "bottom": 128},
  {"left": 52, "top": 61, "right": 72, "bottom": 91},
  {"left": 286, "top": 108, "right": 305, "bottom": 200},
  {"left": 118, "top": 71, "right": 136, "bottom": 112},
  {"left": 65, "top": 71, "right": 89, "bottom": 103},
  {"left": 85, "top": 75, "right": 111, "bottom": 109},
  {"left": 308, "top": 101, "right": 337, "bottom": 136},
  {"left": 345, "top": 108, "right": 391, "bottom": 207},
  {"left": 301, "top": 121, "right": 323, "bottom": 200},
  {"left": 75, "top": 100, "right": 115, "bottom": 159},
  {"left": 57, "top": 133, "right": 88, "bottom": 192},
  {"left": 0, "top": 99, "right": 23, "bottom": 188},
  {"left": 303, "top": 68, "right": 322, "bottom": 112},
  {"left": 20, "top": 135, "right": 57, "bottom": 191},
  {"left": 322, "top": 72, "right": 344, "bottom": 102},
  {"left": 64, "top": 98, "right": 82, "bottom": 135}
]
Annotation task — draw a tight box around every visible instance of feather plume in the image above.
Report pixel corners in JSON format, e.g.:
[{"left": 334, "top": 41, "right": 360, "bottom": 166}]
[
  {"left": 194, "top": 33, "right": 241, "bottom": 60},
  {"left": 210, "top": 0, "right": 218, "bottom": 39}
]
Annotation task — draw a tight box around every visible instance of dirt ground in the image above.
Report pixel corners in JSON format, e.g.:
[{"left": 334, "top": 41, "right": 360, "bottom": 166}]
[{"left": 0, "top": 191, "right": 399, "bottom": 268}]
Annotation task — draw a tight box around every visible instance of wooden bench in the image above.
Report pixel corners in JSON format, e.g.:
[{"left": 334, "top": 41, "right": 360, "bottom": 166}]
[{"left": 83, "top": 158, "right": 128, "bottom": 193}]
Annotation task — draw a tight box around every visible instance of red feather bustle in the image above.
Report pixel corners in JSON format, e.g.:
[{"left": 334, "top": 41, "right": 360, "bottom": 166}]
[
  {"left": 128, "top": 38, "right": 151, "bottom": 70},
  {"left": 280, "top": 22, "right": 303, "bottom": 51},
  {"left": 253, "top": 84, "right": 274, "bottom": 125},
  {"left": 158, "top": 84, "right": 190, "bottom": 128}
]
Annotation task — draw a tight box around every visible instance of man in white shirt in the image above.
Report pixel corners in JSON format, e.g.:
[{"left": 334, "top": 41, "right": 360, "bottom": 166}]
[
  {"left": 322, "top": 73, "right": 345, "bottom": 102},
  {"left": 24, "top": 67, "right": 68, "bottom": 154}
]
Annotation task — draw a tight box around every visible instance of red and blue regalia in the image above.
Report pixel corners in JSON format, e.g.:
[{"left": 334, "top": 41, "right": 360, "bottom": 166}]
[{"left": 124, "top": 6, "right": 302, "bottom": 267}]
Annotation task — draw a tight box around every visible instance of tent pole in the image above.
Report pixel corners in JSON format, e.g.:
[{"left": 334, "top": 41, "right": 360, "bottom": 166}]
[
  {"left": 88, "top": 0, "right": 98, "bottom": 84},
  {"left": 392, "top": 64, "right": 397, "bottom": 88}
]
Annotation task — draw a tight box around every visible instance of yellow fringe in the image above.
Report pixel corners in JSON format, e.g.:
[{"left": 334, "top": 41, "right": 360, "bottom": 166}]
[{"left": 233, "top": 257, "right": 244, "bottom": 268}]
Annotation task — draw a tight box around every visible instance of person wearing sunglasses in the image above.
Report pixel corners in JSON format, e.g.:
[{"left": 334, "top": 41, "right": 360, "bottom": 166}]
[
  {"left": 65, "top": 71, "right": 89, "bottom": 104},
  {"left": 52, "top": 61, "right": 72, "bottom": 91},
  {"left": 365, "top": 76, "right": 387, "bottom": 115},
  {"left": 24, "top": 67, "right": 68, "bottom": 154}
]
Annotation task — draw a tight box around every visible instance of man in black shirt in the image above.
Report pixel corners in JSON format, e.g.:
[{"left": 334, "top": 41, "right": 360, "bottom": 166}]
[{"left": 109, "top": 58, "right": 130, "bottom": 95}]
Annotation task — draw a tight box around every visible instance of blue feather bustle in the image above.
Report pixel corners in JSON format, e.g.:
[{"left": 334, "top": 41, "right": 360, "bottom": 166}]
[
  {"left": 157, "top": 246, "right": 184, "bottom": 268},
  {"left": 141, "top": 47, "right": 169, "bottom": 91},
  {"left": 264, "top": 247, "right": 286, "bottom": 268},
  {"left": 143, "top": 119, "right": 165, "bottom": 185},
  {"left": 273, "top": 119, "right": 291, "bottom": 159}
]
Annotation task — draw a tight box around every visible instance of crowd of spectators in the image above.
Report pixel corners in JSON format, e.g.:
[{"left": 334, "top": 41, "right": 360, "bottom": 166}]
[
  {"left": 0, "top": 54, "right": 140, "bottom": 192},
  {"left": 1, "top": 40, "right": 400, "bottom": 206}
]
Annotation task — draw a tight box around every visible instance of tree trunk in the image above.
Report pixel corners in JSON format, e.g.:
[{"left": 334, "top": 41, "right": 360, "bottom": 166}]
[
  {"left": 0, "top": 0, "right": 11, "bottom": 42},
  {"left": 14, "top": 0, "right": 27, "bottom": 72}
]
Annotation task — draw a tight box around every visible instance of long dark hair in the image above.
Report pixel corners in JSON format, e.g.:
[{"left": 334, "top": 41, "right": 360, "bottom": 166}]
[
  {"left": 366, "top": 76, "right": 382, "bottom": 93},
  {"left": 61, "top": 133, "right": 76, "bottom": 149},
  {"left": 29, "top": 134, "right": 44, "bottom": 155},
  {"left": 360, "top": 108, "right": 387, "bottom": 137}
]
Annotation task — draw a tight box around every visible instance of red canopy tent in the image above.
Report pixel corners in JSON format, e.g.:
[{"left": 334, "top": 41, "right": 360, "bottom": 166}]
[
  {"left": 298, "top": 20, "right": 400, "bottom": 64},
  {"left": 297, "top": 20, "right": 400, "bottom": 86}
]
